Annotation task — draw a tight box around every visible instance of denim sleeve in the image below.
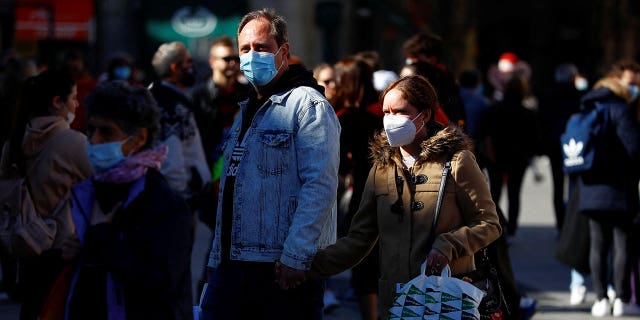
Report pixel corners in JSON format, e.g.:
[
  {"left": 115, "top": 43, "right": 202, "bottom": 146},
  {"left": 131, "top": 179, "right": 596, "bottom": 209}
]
[{"left": 280, "top": 97, "right": 341, "bottom": 270}]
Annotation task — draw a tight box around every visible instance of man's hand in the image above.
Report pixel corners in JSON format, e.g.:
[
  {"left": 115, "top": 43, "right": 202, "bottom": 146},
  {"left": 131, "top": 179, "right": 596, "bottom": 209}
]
[
  {"left": 425, "top": 248, "right": 449, "bottom": 275},
  {"left": 274, "top": 260, "right": 306, "bottom": 290}
]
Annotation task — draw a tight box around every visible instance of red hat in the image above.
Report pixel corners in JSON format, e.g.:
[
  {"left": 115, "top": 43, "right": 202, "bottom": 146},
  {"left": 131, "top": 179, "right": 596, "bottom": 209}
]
[{"left": 498, "top": 52, "right": 518, "bottom": 73}]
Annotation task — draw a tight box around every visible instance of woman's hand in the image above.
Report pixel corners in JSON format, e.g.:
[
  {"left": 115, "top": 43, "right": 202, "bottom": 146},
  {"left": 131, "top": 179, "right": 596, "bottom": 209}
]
[{"left": 425, "top": 248, "right": 449, "bottom": 275}]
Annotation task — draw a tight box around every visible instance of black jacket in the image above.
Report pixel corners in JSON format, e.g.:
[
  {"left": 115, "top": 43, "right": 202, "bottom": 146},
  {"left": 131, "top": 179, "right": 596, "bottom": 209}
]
[
  {"left": 578, "top": 85, "right": 640, "bottom": 214},
  {"left": 68, "top": 169, "right": 194, "bottom": 320}
]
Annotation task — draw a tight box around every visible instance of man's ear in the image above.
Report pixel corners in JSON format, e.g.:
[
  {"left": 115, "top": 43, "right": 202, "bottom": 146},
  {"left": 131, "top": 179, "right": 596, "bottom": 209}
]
[
  {"left": 281, "top": 42, "right": 290, "bottom": 60},
  {"left": 169, "top": 63, "right": 179, "bottom": 74}
]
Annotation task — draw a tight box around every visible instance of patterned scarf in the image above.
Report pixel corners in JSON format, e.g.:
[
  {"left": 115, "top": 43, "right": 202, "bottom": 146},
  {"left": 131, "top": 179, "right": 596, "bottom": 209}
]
[{"left": 93, "top": 145, "right": 169, "bottom": 183}]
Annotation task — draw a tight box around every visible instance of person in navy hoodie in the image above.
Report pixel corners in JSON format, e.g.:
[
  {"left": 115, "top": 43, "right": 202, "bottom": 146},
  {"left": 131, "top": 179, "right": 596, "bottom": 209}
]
[{"left": 577, "top": 60, "right": 640, "bottom": 317}]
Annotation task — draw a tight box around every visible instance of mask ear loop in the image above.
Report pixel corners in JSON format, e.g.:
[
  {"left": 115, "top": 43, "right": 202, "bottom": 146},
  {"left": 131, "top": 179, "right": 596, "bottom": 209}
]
[{"left": 412, "top": 111, "right": 426, "bottom": 133}]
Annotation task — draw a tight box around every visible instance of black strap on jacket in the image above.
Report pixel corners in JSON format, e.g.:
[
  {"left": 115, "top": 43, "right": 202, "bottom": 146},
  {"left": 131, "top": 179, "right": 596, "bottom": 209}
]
[{"left": 427, "top": 159, "right": 452, "bottom": 247}]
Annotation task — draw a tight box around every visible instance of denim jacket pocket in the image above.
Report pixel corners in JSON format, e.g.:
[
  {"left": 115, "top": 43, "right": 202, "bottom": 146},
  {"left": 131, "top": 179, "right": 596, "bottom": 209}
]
[{"left": 257, "top": 130, "right": 292, "bottom": 176}]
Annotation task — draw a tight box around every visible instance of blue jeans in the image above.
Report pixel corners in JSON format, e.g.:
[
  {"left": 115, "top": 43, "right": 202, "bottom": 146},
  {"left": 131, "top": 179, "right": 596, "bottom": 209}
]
[{"left": 200, "top": 261, "right": 325, "bottom": 320}]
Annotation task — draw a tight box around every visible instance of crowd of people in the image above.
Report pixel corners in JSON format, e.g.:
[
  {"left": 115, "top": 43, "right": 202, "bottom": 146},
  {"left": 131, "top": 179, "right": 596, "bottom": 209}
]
[{"left": 0, "top": 6, "right": 640, "bottom": 320}]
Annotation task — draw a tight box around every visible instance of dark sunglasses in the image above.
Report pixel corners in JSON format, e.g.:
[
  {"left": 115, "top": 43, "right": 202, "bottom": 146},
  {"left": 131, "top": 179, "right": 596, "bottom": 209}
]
[{"left": 220, "top": 56, "right": 240, "bottom": 62}]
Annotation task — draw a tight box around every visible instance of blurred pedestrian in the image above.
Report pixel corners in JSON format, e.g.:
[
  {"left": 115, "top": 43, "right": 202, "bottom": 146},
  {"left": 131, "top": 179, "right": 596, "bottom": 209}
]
[
  {"left": 101, "top": 52, "right": 142, "bottom": 86},
  {"left": 333, "top": 56, "right": 383, "bottom": 320},
  {"left": 398, "top": 61, "right": 453, "bottom": 127},
  {"left": 200, "top": 8, "right": 340, "bottom": 320},
  {"left": 483, "top": 75, "right": 540, "bottom": 240},
  {"left": 313, "top": 63, "right": 337, "bottom": 106},
  {"left": 309, "top": 75, "right": 501, "bottom": 319},
  {"left": 402, "top": 32, "right": 465, "bottom": 126},
  {"left": 0, "top": 56, "right": 37, "bottom": 301},
  {"left": 539, "top": 63, "right": 584, "bottom": 232},
  {"left": 312, "top": 61, "right": 341, "bottom": 313},
  {"left": 0, "top": 69, "right": 91, "bottom": 320},
  {"left": 576, "top": 60, "right": 640, "bottom": 317},
  {"left": 63, "top": 51, "right": 97, "bottom": 133},
  {"left": 192, "top": 36, "right": 249, "bottom": 171},
  {"left": 486, "top": 52, "right": 532, "bottom": 104},
  {"left": 65, "top": 80, "right": 194, "bottom": 319},
  {"left": 149, "top": 42, "right": 211, "bottom": 210},
  {"left": 354, "top": 50, "right": 398, "bottom": 93}
]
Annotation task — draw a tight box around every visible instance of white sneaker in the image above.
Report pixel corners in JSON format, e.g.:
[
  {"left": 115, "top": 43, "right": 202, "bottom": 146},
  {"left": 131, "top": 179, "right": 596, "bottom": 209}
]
[
  {"left": 323, "top": 290, "right": 340, "bottom": 313},
  {"left": 612, "top": 298, "right": 640, "bottom": 317},
  {"left": 569, "top": 285, "right": 587, "bottom": 306},
  {"left": 591, "top": 298, "right": 611, "bottom": 317},
  {"left": 607, "top": 286, "right": 616, "bottom": 302}
]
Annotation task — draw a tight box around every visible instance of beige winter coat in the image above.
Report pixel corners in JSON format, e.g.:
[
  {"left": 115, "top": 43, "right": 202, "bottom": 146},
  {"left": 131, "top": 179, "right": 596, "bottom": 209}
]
[
  {"left": 312, "top": 124, "right": 501, "bottom": 317},
  {"left": 1, "top": 116, "right": 91, "bottom": 248}
]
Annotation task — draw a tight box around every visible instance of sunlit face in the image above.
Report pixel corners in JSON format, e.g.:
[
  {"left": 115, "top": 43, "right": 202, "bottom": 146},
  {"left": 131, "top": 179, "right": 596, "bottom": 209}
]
[
  {"left": 238, "top": 17, "right": 289, "bottom": 82},
  {"left": 620, "top": 70, "right": 640, "bottom": 86},
  {"left": 382, "top": 88, "right": 420, "bottom": 118},
  {"left": 382, "top": 88, "right": 429, "bottom": 140},
  {"left": 210, "top": 45, "right": 239, "bottom": 79},
  {"left": 317, "top": 67, "right": 336, "bottom": 101}
]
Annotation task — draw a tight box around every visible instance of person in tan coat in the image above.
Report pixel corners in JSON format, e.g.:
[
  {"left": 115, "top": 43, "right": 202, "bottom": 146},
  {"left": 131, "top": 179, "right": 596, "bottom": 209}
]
[
  {"left": 309, "top": 75, "right": 502, "bottom": 317},
  {"left": 0, "top": 69, "right": 91, "bottom": 320}
]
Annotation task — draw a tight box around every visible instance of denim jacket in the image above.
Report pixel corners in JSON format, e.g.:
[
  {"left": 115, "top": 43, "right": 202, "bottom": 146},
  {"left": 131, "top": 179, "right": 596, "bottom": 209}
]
[{"left": 208, "top": 85, "right": 340, "bottom": 270}]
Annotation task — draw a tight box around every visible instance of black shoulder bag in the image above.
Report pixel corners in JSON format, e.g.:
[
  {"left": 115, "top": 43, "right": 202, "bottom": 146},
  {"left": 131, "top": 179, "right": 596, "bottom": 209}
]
[{"left": 429, "top": 159, "right": 508, "bottom": 319}]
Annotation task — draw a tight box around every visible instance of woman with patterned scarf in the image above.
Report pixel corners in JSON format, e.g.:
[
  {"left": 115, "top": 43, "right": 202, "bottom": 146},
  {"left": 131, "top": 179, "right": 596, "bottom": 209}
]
[{"left": 64, "top": 81, "right": 194, "bottom": 319}]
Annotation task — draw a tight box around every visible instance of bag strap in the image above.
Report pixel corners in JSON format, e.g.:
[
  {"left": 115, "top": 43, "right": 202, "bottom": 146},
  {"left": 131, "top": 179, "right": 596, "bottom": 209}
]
[{"left": 427, "top": 159, "right": 452, "bottom": 247}]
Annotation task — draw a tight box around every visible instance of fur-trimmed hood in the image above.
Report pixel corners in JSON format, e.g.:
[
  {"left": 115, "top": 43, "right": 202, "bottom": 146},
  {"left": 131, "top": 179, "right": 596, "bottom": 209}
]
[{"left": 370, "top": 123, "right": 474, "bottom": 167}]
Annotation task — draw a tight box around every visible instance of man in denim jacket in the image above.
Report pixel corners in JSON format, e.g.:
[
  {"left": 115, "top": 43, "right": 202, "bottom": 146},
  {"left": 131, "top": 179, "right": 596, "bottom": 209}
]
[{"left": 201, "top": 8, "right": 340, "bottom": 320}]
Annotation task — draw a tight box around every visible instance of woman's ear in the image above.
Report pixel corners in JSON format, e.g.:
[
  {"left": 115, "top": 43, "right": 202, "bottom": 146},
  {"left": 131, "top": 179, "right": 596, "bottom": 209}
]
[
  {"left": 424, "top": 109, "right": 432, "bottom": 123},
  {"left": 51, "top": 96, "right": 63, "bottom": 111}
]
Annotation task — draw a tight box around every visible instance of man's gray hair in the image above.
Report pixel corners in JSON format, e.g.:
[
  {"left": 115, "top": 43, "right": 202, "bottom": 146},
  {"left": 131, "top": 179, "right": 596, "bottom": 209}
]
[
  {"left": 237, "top": 8, "right": 288, "bottom": 47},
  {"left": 151, "top": 41, "right": 188, "bottom": 78}
]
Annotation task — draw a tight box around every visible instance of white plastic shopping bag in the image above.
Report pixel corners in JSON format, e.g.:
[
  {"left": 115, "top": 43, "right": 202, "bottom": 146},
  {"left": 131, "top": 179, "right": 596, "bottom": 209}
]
[{"left": 388, "top": 263, "right": 486, "bottom": 320}]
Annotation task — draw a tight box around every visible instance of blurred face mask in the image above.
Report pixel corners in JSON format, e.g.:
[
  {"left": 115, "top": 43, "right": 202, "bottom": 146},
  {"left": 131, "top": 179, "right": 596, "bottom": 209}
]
[
  {"left": 628, "top": 84, "right": 639, "bottom": 102},
  {"left": 113, "top": 66, "right": 132, "bottom": 80},
  {"left": 383, "top": 112, "right": 424, "bottom": 147},
  {"left": 240, "top": 46, "right": 283, "bottom": 86},
  {"left": 86, "top": 137, "right": 131, "bottom": 172}
]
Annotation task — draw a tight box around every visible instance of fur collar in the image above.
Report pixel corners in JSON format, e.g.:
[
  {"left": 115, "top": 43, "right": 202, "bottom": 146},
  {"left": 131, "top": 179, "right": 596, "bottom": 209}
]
[{"left": 370, "top": 123, "right": 473, "bottom": 167}]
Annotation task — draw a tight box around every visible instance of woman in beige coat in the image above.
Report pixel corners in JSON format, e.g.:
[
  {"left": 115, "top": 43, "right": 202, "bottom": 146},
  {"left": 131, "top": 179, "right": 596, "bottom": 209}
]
[
  {"left": 0, "top": 69, "right": 91, "bottom": 320},
  {"left": 310, "top": 75, "right": 502, "bottom": 317}
]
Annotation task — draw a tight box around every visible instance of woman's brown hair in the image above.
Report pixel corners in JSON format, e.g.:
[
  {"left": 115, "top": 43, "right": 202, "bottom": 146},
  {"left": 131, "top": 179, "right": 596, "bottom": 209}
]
[{"left": 380, "top": 74, "right": 439, "bottom": 119}]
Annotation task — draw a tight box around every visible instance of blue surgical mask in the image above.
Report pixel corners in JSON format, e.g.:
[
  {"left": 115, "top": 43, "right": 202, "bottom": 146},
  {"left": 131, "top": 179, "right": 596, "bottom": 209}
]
[
  {"left": 240, "top": 47, "right": 283, "bottom": 86},
  {"left": 628, "top": 84, "right": 639, "bottom": 102},
  {"left": 113, "top": 66, "right": 132, "bottom": 80},
  {"left": 86, "top": 137, "right": 130, "bottom": 172}
]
